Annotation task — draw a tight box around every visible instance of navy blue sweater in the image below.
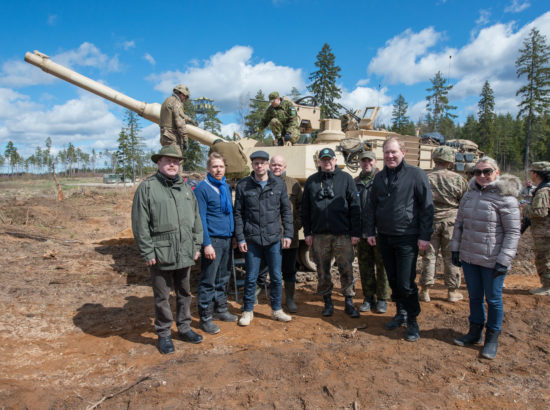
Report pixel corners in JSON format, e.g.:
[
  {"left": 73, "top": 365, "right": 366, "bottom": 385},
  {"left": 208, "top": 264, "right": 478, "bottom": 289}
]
[{"left": 193, "top": 179, "right": 234, "bottom": 246}]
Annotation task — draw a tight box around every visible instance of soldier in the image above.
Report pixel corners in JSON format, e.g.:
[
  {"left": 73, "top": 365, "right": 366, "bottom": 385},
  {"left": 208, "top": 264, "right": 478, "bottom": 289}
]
[
  {"left": 131, "top": 145, "right": 203, "bottom": 354},
  {"left": 354, "top": 151, "right": 390, "bottom": 313},
  {"left": 419, "top": 146, "right": 468, "bottom": 303},
  {"left": 269, "top": 155, "right": 303, "bottom": 313},
  {"left": 260, "top": 91, "right": 300, "bottom": 146},
  {"left": 524, "top": 162, "right": 550, "bottom": 296},
  {"left": 302, "top": 148, "right": 361, "bottom": 318},
  {"left": 159, "top": 84, "right": 195, "bottom": 152}
]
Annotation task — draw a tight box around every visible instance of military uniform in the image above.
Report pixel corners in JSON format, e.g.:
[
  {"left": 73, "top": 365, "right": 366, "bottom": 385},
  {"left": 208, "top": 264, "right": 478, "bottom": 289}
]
[
  {"left": 260, "top": 92, "right": 300, "bottom": 145},
  {"left": 420, "top": 167, "right": 467, "bottom": 292},
  {"left": 160, "top": 87, "right": 194, "bottom": 151},
  {"left": 524, "top": 162, "right": 550, "bottom": 291}
]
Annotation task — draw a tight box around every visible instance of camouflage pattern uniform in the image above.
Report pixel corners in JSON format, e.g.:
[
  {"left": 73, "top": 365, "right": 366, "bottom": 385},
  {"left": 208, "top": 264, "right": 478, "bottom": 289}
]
[
  {"left": 160, "top": 94, "right": 193, "bottom": 151},
  {"left": 312, "top": 234, "right": 356, "bottom": 296},
  {"left": 524, "top": 162, "right": 550, "bottom": 288},
  {"left": 420, "top": 168, "right": 468, "bottom": 289},
  {"left": 260, "top": 92, "right": 300, "bottom": 145}
]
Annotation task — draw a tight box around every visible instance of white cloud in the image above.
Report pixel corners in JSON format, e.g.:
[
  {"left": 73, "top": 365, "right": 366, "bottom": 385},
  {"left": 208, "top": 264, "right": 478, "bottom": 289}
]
[
  {"left": 475, "top": 9, "right": 491, "bottom": 26},
  {"left": 221, "top": 122, "right": 241, "bottom": 139},
  {"left": 144, "top": 53, "right": 156, "bottom": 66},
  {"left": 148, "top": 45, "right": 304, "bottom": 114},
  {"left": 47, "top": 14, "right": 57, "bottom": 26},
  {"left": 505, "top": 0, "right": 530, "bottom": 13},
  {"left": 121, "top": 40, "right": 136, "bottom": 50}
]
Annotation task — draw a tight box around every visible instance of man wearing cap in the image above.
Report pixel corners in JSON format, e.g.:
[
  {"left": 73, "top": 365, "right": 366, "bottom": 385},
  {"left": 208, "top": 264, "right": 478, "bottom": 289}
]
[
  {"left": 302, "top": 147, "right": 361, "bottom": 318},
  {"left": 523, "top": 161, "right": 550, "bottom": 296},
  {"left": 131, "top": 145, "right": 204, "bottom": 354},
  {"left": 259, "top": 91, "right": 300, "bottom": 146},
  {"left": 160, "top": 84, "right": 195, "bottom": 152},
  {"left": 354, "top": 151, "right": 390, "bottom": 314},
  {"left": 419, "top": 146, "right": 468, "bottom": 303},
  {"left": 234, "top": 150, "right": 294, "bottom": 326}
]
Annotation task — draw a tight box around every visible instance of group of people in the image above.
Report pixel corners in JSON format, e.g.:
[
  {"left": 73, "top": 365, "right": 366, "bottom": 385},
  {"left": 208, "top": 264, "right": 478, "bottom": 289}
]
[{"left": 132, "top": 84, "right": 549, "bottom": 359}]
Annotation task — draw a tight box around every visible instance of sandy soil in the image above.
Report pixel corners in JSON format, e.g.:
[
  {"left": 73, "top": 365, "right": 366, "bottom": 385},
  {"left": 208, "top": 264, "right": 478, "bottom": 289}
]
[{"left": 0, "top": 179, "right": 548, "bottom": 409}]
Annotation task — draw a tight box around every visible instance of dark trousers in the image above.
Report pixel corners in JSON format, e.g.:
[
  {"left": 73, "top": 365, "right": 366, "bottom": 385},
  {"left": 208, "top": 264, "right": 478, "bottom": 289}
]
[
  {"left": 150, "top": 265, "right": 192, "bottom": 337},
  {"left": 198, "top": 237, "right": 232, "bottom": 312},
  {"left": 282, "top": 247, "right": 298, "bottom": 282},
  {"left": 377, "top": 234, "right": 421, "bottom": 319}
]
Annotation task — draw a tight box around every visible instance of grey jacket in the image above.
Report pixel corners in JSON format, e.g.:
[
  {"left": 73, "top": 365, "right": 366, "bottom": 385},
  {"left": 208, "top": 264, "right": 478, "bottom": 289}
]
[{"left": 451, "top": 174, "right": 521, "bottom": 269}]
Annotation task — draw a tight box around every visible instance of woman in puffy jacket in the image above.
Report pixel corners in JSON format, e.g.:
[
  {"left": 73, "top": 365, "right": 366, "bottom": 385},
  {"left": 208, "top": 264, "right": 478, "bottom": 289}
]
[{"left": 450, "top": 156, "right": 521, "bottom": 360}]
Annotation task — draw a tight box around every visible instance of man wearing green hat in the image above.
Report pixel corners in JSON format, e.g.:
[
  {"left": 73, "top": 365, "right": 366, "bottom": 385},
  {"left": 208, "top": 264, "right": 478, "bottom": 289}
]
[
  {"left": 131, "top": 145, "right": 204, "bottom": 354},
  {"left": 259, "top": 91, "right": 300, "bottom": 146}
]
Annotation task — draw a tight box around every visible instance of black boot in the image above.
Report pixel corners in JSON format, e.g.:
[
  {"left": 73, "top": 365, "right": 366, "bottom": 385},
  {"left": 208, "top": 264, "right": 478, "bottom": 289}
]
[
  {"left": 405, "top": 318, "right": 420, "bottom": 342},
  {"left": 385, "top": 303, "right": 407, "bottom": 330},
  {"left": 322, "top": 294, "right": 334, "bottom": 317},
  {"left": 284, "top": 281, "right": 298, "bottom": 313},
  {"left": 199, "top": 306, "right": 220, "bottom": 334},
  {"left": 454, "top": 322, "right": 484, "bottom": 347},
  {"left": 178, "top": 329, "right": 203, "bottom": 344},
  {"left": 344, "top": 296, "right": 360, "bottom": 318},
  {"left": 157, "top": 336, "right": 175, "bottom": 354},
  {"left": 481, "top": 328, "right": 501, "bottom": 360}
]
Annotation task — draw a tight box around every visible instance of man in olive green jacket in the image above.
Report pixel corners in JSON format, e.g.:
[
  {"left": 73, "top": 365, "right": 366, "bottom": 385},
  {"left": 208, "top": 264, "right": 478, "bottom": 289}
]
[{"left": 132, "top": 145, "right": 203, "bottom": 354}]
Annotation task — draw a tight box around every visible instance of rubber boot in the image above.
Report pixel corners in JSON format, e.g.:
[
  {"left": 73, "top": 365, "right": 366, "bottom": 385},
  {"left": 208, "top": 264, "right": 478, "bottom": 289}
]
[
  {"left": 385, "top": 302, "right": 408, "bottom": 330},
  {"left": 481, "top": 328, "right": 501, "bottom": 360},
  {"left": 322, "top": 294, "right": 334, "bottom": 317},
  {"left": 284, "top": 281, "right": 298, "bottom": 313},
  {"left": 344, "top": 296, "right": 360, "bottom": 318},
  {"left": 199, "top": 306, "right": 220, "bottom": 334},
  {"left": 454, "top": 322, "right": 483, "bottom": 346}
]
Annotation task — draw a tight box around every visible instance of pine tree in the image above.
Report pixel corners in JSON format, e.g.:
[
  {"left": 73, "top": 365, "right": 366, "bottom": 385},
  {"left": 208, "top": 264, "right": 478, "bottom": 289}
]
[
  {"left": 391, "top": 94, "right": 411, "bottom": 134},
  {"left": 307, "top": 43, "right": 342, "bottom": 119},
  {"left": 425, "top": 71, "right": 457, "bottom": 132},
  {"left": 181, "top": 99, "right": 204, "bottom": 171},
  {"left": 244, "top": 90, "right": 269, "bottom": 141},
  {"left": 4, "top": 141, "right": 20, "bottom": 175},
  {"left": 289, "top": 87, "right": 301, "bottom": 101},
  {"left": 515, "top": 27, "right": 550, "bottom": 170},
  {"left": 116, "top": 130, "right": 132, "bottom": 179},
  {"left": 478, "top": 81, "right": 497, "bottom": 156}
]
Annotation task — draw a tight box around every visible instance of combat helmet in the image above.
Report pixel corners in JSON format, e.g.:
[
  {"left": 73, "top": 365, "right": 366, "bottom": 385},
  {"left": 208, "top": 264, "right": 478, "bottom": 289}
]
[
  {"left": 530, "top": 161, "right": 550, "bottom": 172},
  {"left": 432, "top": 146, "right": 455, "bottom": 163},
  {"left": 268, "top": 91, "right": 280, "bottom": 101},
  {"left": 173, "top": 84, "right": 190, "bottom": 98}
]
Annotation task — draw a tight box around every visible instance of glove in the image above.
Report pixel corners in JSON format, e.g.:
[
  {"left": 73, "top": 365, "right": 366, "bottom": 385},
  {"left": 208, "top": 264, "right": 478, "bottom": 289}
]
[
  {"left": 451, "top": 251, "right": 461, "bottom": 267},
  {"left": 520, "top": 216, "right": 531, "bottom": 234},
  {"left": 284, "top": 132, "right": 291, "bottom": 141},
  {"left": 494, "top": 263, "right": 508, "bottom": 277}
]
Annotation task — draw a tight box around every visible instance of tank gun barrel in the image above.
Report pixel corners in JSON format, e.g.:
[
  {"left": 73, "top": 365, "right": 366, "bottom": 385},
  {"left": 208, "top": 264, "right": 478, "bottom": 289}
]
[{"left": 24, "top": 50, "right": 219, "bottom": 147}]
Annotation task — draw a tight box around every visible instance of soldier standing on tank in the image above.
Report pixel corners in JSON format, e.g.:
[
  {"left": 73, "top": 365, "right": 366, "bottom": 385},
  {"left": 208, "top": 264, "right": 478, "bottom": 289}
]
[
  {"left": 523, "top": 162, "right": 550, "bottom": 296},
  {"left": 354, "top": 151, "right": 390, "bottom": 314},
  {"left": 302, "top": 148, "right": 362, "bottom": 318},
  {"left": 160, "top": 84, "right": 195, "bottom": 152},
  {"left": 259, "top": 92, "right": 300, "bottom": 146},
  {"left": 269, "top": 155, "right": 302, "bottom": 313},
  {"left": 419, "top": 146, "right": 468, "bottom": 303}
]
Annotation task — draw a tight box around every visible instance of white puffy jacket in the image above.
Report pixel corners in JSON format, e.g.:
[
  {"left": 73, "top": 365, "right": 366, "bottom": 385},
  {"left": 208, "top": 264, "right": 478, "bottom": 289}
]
[{"left": 451, "top": 174, "right": 521, "bottom": 269}]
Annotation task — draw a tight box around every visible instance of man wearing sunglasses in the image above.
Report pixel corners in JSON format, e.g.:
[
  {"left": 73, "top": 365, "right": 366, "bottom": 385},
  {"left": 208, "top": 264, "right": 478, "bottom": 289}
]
[{"left": 302, "top": 147, "right": 362, "bottom": 318}]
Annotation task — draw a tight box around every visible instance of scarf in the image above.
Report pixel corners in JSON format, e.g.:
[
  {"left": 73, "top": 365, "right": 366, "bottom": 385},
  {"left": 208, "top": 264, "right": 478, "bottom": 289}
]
[{"left": 207, "top": 173, "right": 231, "bottom": 214}]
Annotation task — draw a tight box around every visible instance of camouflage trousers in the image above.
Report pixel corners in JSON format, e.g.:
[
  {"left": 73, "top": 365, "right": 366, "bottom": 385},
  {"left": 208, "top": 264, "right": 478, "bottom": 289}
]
[
  {"left": 160, "top": 127, "right": 188, "bottom": 152},
  {"left": 357, "top": 238, "right": 390, "bottom": 300},
  {"left": 533, "top": 235, "right": 550, "bottom": 287},
  {"left": 312, "top": 234, "right": 356, "bottom": 297},
  {"left": 267, "top": 118, "right": 300, "bottom": 144},
  {"left": 420, "top": 219, "right": 462, "bottom": 289}
]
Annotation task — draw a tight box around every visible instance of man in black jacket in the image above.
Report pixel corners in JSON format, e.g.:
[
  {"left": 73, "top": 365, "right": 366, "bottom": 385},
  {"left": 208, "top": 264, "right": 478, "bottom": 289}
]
[
  {"left": 366, "top": 137, "right": 434, "bottom": 342},
  {"left": 234, "top": 150, "right": 294, "bottom": 326},
  {"left": 302, "top": 147, "right": 361, "bottom": 318}
]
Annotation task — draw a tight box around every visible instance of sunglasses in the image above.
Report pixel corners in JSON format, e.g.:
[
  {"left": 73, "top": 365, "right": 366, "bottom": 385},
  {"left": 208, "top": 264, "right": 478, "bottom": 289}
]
[{"left": 473, "top": 168, "right": 494, "bottom": 176}]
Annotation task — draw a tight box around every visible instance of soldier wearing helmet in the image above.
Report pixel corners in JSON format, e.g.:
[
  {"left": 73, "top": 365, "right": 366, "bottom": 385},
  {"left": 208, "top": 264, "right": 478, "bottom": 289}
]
[
  {"left": 419, "top": 146, "right": 468, "bottom": 303},
  {"left": 159, "top": 84, "right": 195, "bottom": 152},
  {"left": 259, "top": 91, "right": 300, "bottom": 146}
]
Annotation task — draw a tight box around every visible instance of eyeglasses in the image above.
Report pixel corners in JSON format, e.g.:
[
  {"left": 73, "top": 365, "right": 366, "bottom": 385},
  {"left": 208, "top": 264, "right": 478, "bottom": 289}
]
[{"left": 473, "top": 168, "right": 494, "bottom": 176}]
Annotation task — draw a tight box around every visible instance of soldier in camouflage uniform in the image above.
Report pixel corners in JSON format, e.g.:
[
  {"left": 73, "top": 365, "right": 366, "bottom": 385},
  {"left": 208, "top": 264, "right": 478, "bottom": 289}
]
[
  {"left": 160, "top": 84, "right": 195, "bottom": 152},
  {"left": 260, "top": 91, "right": 300, "bottom": 146},
  {"left": 354, "top": 151, "right": 390, "bottom": 313},
  {"left": 419, "top": 146, "right": 468, "bottom": 303},
  {"left": 524, "top": 162, "right": 550, "bottom": 296}
]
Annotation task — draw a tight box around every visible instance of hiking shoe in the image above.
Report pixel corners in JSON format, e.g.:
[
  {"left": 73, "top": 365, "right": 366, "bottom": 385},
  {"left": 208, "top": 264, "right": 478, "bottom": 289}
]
[
  {"left": 271, "top": 309, "right": 292, "bottom": 322},
  {"left": 199, "top": 318, "right": 220, "bottom": 334},
  {"left": 448, "top": 289, "right": 464, "bottom": 302},
  {"left": 385, "top": 312, "right": 407, "bottom": 330},
  {"left": 359, "top": 296, "right": 375, "bottom": 312},
  {"left": 375, "top": 300, "right": 387, "bottom": 313},
  {"left": 213, "top": 311, "right": 238, "bottom": 322},
  {"left": 405, "top": 321, "right": 420, "bottom": 342},
  {"left": 157, "top": 336, "right": 175, "bottom": 354},
  {"left": 178, "top": 329, "right": 203, "bottom": 344},
  {"left": 238, "top": 311, "right": 254, "bottom": 326}
]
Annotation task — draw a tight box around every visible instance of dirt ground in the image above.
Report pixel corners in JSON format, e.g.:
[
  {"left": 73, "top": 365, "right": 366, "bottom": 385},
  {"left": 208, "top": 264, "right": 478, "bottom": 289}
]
[{"left": 0, "top": 177, "right": 549, "bottom": 409}]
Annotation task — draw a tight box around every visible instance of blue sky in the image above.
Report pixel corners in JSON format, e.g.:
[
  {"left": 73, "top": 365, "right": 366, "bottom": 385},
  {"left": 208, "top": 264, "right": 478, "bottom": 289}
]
[{"left": 1, "top": 0, "right": 549, "bottom": 160}]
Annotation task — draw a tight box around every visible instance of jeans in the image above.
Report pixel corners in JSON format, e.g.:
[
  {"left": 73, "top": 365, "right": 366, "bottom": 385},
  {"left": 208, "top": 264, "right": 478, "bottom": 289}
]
[
  {"left": 377, "top": 234, "right": 421, "bottom": 318},
  {"left": 243, "top": 241, "right": 282, "bottom": 312},
  {"left": 198, "top": 237, "right": 232, "bottom": 312},
  {"left": 462, "top": 262, "right": 505, "bottom": 331},
  {"left": 282, "top": 248, "right": 298, "bottom": 283}
]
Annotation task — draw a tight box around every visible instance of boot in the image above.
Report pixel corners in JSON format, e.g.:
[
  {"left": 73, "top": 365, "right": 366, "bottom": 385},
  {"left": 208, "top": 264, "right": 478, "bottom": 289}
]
[
  {"left": 405, "top": 318, "right": 420, "bottom": 342},
  {"left": 344, "top": 296, "right": 360, "bottom": 318},
  {"left": 448, "top": 288, "right": 464, "bottom": 302},
  {"left": 419, "top": 286, "right": 431, "bottom": 302},
  {"left": 385, "top": 303, "right": 407, "bottom": 330},
  {"left": 322, "top": 294, "right": 334, "bottom": 317},
  {"left": 199, "top": 306, "right": 220, "bottom": 334},
  {"left": 359, "top": 296, "right": 375, "bottom": 312},
  {"left": 157, "top": 336, "right": 175, "bottom": 354},
  {"left": 178, "top": 329, "right": 203, "bottom": 344},
  {"left": 481, "top": 328, "right": 501, "bottom": 360},
  {"left": 454, "top": 322, "right": 484, "bottom": 346},
  {"left": 213, "top": 301, "right": 237, "bottom": 322},
  {"left": 284, "top": 281, "right": 298, "bottom": 313}
]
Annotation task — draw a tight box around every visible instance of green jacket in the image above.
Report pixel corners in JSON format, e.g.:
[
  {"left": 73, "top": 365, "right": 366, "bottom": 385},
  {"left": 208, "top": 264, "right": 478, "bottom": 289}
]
[{"left": 131, "top": 172, "right": 203, "bottom": 270}]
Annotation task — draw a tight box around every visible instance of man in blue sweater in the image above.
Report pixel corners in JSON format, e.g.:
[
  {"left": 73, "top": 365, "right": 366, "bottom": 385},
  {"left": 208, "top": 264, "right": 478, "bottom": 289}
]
[{"left": 194, "top": 152, "right": 237, "bottom": 334}]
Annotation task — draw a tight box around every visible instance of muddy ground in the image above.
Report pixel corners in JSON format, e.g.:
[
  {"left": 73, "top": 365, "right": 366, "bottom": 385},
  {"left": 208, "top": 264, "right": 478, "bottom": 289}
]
[{"left": 0, "top": 177, "right": 548, "bottom": 409}]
